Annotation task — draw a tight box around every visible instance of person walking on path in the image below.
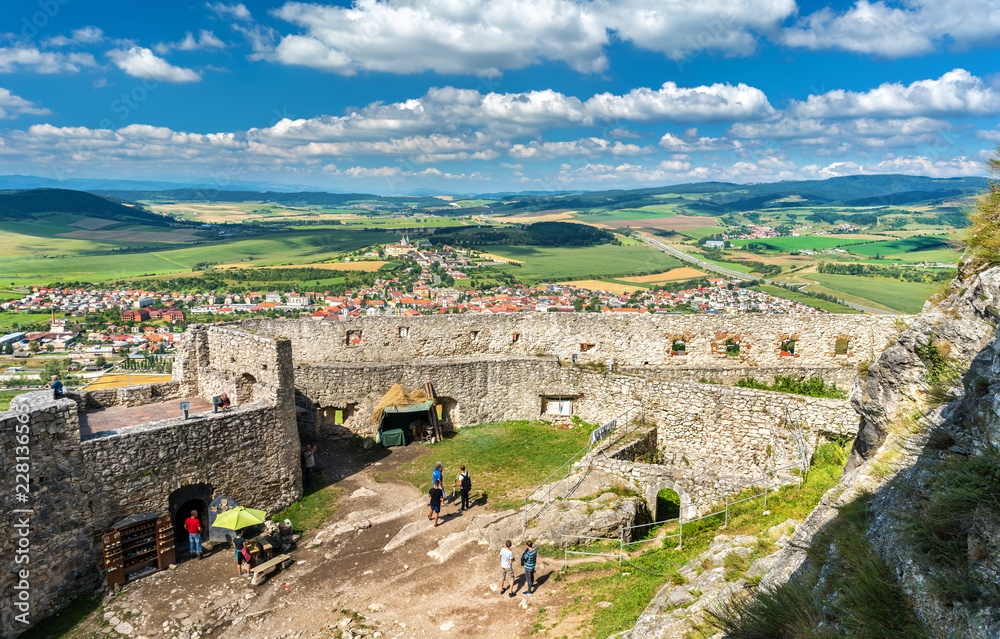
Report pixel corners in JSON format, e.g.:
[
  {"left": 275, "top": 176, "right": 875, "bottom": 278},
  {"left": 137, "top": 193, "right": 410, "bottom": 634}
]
[
  {"left": 303, "top": 444, "right": 316, "bottom": 485},
  {"left": 432, "top": 462, "right": 444, "bottom": 498},
  {"left": 428, "top": 479, "right": 444, "bottom": 527},
  {"left": 521, "top": 540, "right": 537, "bottom": 595},
  {"left": 454, "top": 465, "right": 472, "bottom": 511},
  {"left": 499, "top": 539, "right": 516, "bottom": 596},
  {"left": 184, "top": 510, "right": 203, "bottom": 560}
]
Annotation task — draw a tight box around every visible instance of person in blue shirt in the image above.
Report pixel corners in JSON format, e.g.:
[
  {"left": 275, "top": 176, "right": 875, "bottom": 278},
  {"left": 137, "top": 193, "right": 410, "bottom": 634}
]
[
  {"left": 49, "top": 375, "right": 64, "bottom": 399},
  {"left": 521, "top": 540, "right": 537, "bottom": 595},
  {"left": 432, "top": 462, "right": 444, "bottom": 497}
]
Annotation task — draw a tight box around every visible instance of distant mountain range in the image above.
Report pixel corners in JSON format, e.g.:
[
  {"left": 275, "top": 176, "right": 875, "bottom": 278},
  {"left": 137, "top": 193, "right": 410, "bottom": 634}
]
[{"left": 0, "top": 174, "right": 989, "bottom": 222}]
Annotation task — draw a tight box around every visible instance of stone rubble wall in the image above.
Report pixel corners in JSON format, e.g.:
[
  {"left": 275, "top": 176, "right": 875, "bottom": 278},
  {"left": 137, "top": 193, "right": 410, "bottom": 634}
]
[
  {"left": 0, "top": 394, "right": 100, "bottom": 639},
  {"left": 293, "top": 356, "right": 563, "bottom": 440},
  {"left": 562, "top": 369, "right": 855, "bottom": 475},
  {"left": 241, "top": 314, "right": 902, "bottom": 379},
  {"left": 75, "top": 381, "right": 181, "bottom": 410},
  {"left": 0, "top": 324, "right": 303, "bottom": 638}
]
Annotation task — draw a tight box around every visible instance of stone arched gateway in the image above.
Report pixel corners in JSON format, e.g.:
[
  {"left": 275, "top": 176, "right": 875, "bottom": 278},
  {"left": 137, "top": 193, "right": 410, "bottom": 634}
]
[{"left": 646, "top": 478, "right": 692, "bottom": 522}]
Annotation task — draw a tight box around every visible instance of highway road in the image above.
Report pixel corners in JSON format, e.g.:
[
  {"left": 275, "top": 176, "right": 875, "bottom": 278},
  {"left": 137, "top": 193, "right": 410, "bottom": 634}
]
[{"left": 638, "top": 235, "right": 898, "bottom": 315}]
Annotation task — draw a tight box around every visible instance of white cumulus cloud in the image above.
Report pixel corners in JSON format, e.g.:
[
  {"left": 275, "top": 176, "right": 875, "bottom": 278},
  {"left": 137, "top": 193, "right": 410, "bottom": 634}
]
[
  {"left": 789, "top": 69, "right": 1000, "bottom": 119},
  {"left": 0, "top": 88, "right": 50, "bottom": 119},
  {"left": 207, "top": 2, "right": 252, "bottom": 21},
  {"left": 783, "top": 0, "right": 1000, "bottom": 58},
  {"left": 107, "top": 47, "right": 202, "bottom": 82},
  {"left": 44, "top": 27, "right": 105, "bottom": 47},
  {"left": 0, "top": 46, "right": 96, "bottom": 74}
]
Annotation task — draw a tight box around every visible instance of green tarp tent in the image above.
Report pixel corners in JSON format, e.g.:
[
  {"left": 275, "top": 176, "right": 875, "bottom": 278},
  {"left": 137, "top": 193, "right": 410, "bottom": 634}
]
[{"left": 377, "top": 400, "right": 435, "bottom": 447}]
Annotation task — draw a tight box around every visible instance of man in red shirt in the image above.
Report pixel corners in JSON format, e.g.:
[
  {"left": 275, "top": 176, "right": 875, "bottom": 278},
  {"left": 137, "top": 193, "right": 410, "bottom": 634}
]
[{"left": 184, "top": 510, "right": 203, "bottom": 560}]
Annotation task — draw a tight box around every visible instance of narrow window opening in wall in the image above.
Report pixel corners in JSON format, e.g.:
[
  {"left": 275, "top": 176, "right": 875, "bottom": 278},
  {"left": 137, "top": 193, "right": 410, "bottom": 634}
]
[
  {"left": 780, "top": 339, "right": 796, "bottom": 356},
  {"left": 542, "top": 396, "right": 574, "bottom": 416},
  {"left": 230, "top": 356, "right": 236, "bottom": 363},
  {"left": 470, "top": 330, "right": 479, "bottom": 341},
  {"left": 346, "top": 330, "right": 362, "bottom": 346},
  {"left": 580, "top": 343, "right": 594, "bottom": 352},
  {"left": 725, "top": 338, "right": 740, "bottom": 357},
  {"left": 261, "top": 364, "right": 268, "bottom": 371},
  {"left": 835, "top": 337, "right": 850, "bottom": 356},
  {"left": 512, "top": 333, "right": 520, "bottom": 343},
  {"left": 398, "top": 327, "right": 409, "bottom": 338},
  {"left": 671, "top": 340, "right": 686, "bottom": 356}
]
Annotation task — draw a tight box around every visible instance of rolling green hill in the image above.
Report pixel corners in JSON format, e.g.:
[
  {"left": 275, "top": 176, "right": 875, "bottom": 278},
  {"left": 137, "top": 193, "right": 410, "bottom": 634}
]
[{"left": 0, "top": 188, "right": 171, "bottom": 226}]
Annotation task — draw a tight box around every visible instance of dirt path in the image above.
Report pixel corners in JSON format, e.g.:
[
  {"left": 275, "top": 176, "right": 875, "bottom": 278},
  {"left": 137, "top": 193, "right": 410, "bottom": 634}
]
[{"left": 95, "top": 440, "right": 578, "bottom": 639}]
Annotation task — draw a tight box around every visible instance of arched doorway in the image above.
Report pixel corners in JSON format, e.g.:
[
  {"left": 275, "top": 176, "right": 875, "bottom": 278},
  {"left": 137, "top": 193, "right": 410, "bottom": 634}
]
[
  {"left": 169, "top": 484, "right": 212, "bottom": 559},
  {"left": 656, "top": 488, "right": 681, "bottom": 521},
  {"left": 646, "top": 479, "right": 691, "bottom": 522},
  {"left": 236, "top": 373, "right": 257, "bottom": 405}
]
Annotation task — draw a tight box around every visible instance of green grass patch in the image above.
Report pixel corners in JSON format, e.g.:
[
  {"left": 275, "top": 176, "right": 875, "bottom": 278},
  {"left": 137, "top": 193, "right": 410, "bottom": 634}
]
[
  {"left": 386, "top": 420, "right": 592, "bottom": 510},
  {"left": 801, "top": 273, "right": 942, "bottom": 313},
  {"left": 735, "top": 375, "right": 848, "bottom": 399},
  {"left": 271, "top": 470, "right": 342, "bottom": 536},
  {"left": 729, "top": 235, "right": 883, "bottom": 252},
  {"left": 901, "top": 445, "right": 1000, "bottom": 604},
  {"left": 846, "top": 235, "right": 954, "bottom": 256}
]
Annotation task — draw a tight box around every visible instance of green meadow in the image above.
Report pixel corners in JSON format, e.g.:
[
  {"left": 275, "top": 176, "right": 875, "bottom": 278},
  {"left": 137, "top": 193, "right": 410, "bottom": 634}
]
[
  {"left": 484, "top": 244, "right": 682, "bottom": 282},
  {"left": 802, "top": 273, "right": 943, "bottom": 314},
  {"left": 0, "top": 229, "right": 396, "bottom": 285}
]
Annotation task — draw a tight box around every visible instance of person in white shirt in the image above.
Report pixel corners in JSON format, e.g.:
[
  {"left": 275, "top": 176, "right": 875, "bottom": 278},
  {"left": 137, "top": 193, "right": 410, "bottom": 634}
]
[{"left": 499, "top": 539, "right": 515, "bottom": 596}]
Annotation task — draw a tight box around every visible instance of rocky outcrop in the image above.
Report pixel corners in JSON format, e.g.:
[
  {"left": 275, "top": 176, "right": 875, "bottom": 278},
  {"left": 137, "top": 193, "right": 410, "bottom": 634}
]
[
  {"left": 848, "top": 265, "right": 1000, "bottom": 469},
  {"left": 752, "top": 264, "right": 1000, "bottom": 638}
]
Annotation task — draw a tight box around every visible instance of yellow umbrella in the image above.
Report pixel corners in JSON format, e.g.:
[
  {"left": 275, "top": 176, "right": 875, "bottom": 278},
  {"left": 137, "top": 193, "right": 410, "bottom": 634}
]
[{"left": 213, "top": 506, "right": 267, "bottom": 531}]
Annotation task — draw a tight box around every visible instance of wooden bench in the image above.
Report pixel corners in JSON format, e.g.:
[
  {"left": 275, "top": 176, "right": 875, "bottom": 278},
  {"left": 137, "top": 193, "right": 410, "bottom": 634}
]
[{"left": 250, "top": 553, "right": 292, "bottom": 579}]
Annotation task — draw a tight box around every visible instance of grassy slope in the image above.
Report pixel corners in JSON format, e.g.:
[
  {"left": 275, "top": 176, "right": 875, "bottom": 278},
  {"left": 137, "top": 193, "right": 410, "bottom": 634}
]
[{"left": 383, "top": 420, "right": 592, "bottom": 510}]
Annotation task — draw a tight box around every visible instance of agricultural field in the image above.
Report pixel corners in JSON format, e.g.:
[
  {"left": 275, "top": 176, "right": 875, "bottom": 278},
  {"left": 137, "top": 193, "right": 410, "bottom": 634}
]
[
  {"left": 797, "top": 273, "right": 943, "bottom": 314},
  {"left": 555, "top": 279, "right": 644, "bottom": 294},
  {"left": 484, "top": 243, "right": 683, "bottom": 283},
  {"left": 750, "top": 284, "right": 859, "bottom": 314},
  {"left": 0, "top": 229, "right": 396, "bottom": 286},
  {"left": 619, "top": 267, "right": 707, "bottom": 283}
]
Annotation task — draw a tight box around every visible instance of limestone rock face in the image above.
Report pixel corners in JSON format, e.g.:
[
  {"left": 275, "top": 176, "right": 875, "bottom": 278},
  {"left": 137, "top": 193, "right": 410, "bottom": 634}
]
[
  {"left": 848, "top": 265, "right": 1000, "bottom": 469},
  {"left": 530, "top": 493, "right": 649, "bottom": 545}
]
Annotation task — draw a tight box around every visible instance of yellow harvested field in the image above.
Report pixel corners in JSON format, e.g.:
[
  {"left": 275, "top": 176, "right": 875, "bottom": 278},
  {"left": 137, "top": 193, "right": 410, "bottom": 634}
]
[
  {"left": 69, "top": 217, "right": 119, "bottom": 230},
  {"left": 556, "top": 280, "right": 643, "bottom": 294},
  {"left": 477, "top": 253, "right": 523, "bottom": 264},
  {"left": 504, "top": 209, "right": 578, "bottom": 222},
  {"left": 85, "top": 374, "right": 173, "bottom": 390},
  {"left": 620, "top": 267, "right": 706, "bottom": 283},
  {"left": 216, "top": 261, "right": 389, "bottom": 271},
  {"left": 59, "top": 228, "right": 205, "bottom": 243}
]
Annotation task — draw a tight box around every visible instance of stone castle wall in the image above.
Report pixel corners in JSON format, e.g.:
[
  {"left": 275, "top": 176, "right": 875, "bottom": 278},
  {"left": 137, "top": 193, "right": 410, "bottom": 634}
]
[
  {"left": 241, "top": 314, "right": 902, "bottom": 376},
  {"left": 0, "top": 325, "right": 301, "bottom": 637}
]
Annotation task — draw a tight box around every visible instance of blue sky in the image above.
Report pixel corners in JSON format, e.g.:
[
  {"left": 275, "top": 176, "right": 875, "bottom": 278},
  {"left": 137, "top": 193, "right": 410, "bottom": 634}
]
[{"left": 1, "top": 0, "right": 998, "bottom": 193}]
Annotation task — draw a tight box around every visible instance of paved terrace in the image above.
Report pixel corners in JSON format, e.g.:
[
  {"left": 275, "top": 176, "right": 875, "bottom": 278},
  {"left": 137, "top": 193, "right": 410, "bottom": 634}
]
[{"left": 79, "top": 397, "right": 213, "bottom": 437}]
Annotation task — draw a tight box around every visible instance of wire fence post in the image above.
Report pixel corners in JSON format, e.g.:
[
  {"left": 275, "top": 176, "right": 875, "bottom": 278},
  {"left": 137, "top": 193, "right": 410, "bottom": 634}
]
[
  {"left": 763, "top": 470, "right": 769, "bottom": 510},
  {"left": 678, "top": 506, "right": 684, "bottom": 549},
  {"left": 619, "top": 528, "right": 624, "bottom": 566},
  {"left": 724, "top": 492, "right": 729, "bottom": 528}
]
